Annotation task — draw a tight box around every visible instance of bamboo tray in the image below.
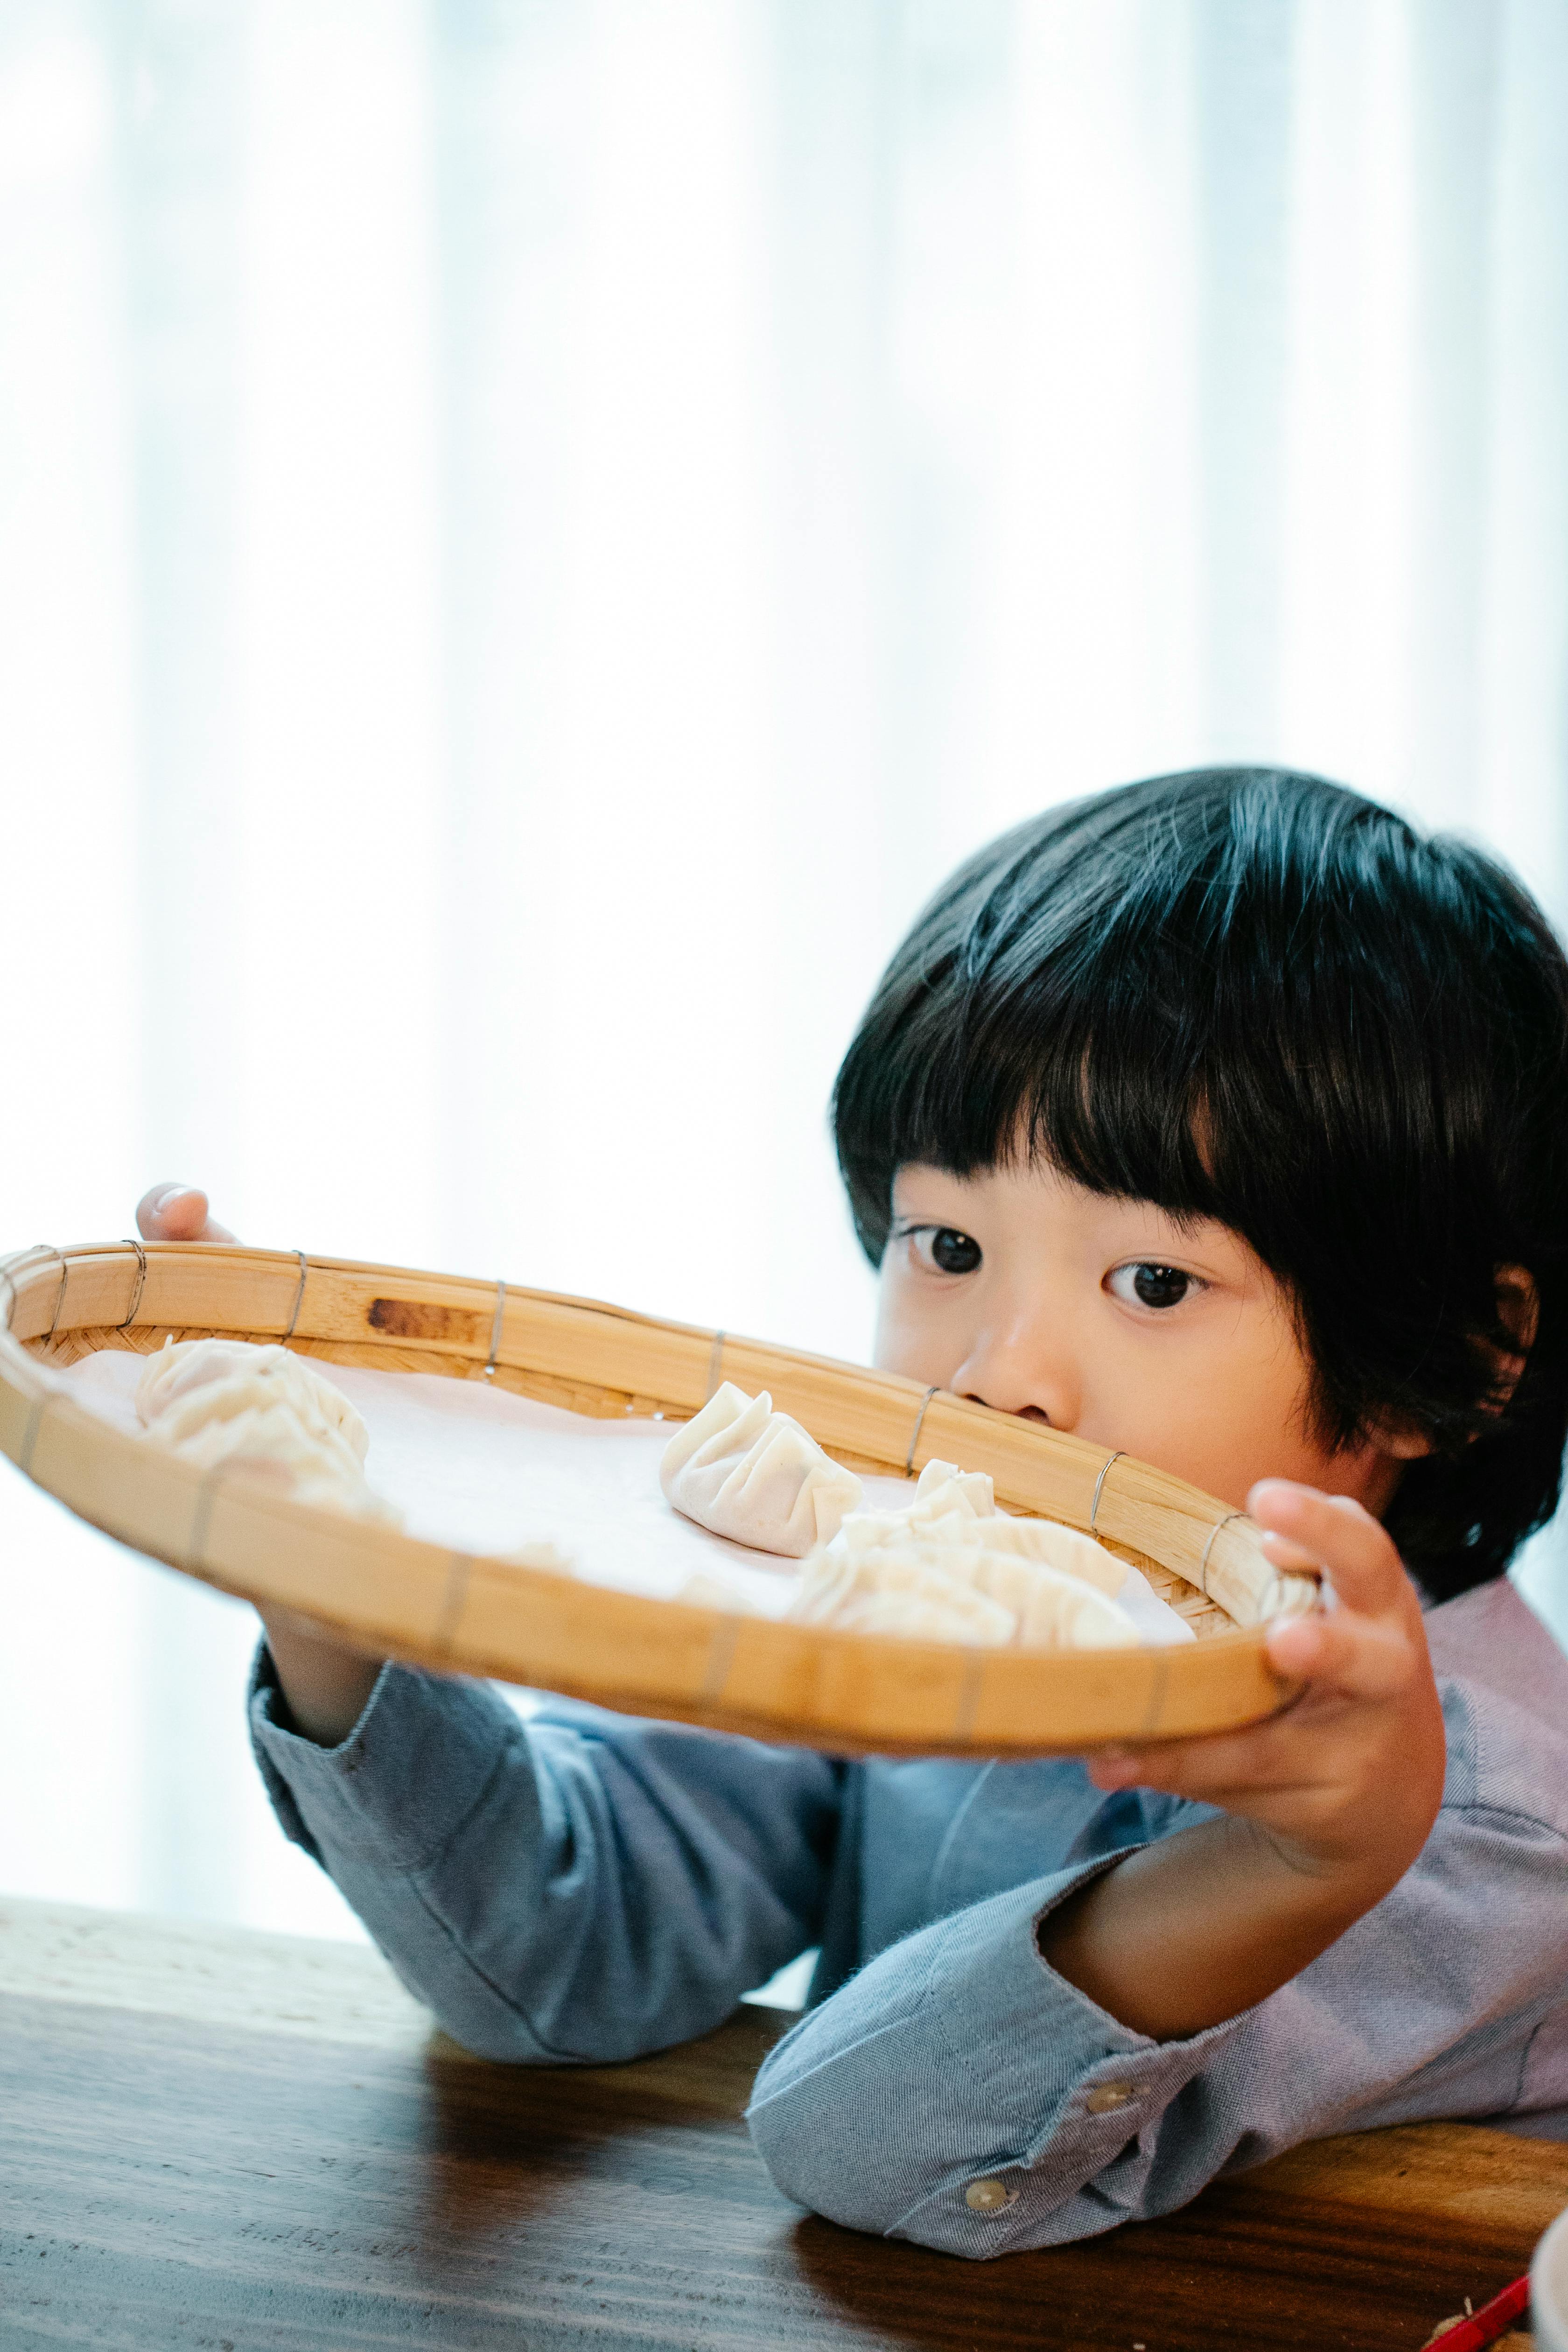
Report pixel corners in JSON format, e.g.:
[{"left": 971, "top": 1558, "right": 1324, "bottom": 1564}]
[{"left": 0, "top": 1240, "right": 1314, "bottom": 1757}]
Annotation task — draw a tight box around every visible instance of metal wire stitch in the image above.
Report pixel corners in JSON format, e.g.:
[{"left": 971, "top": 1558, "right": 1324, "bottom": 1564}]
[
  {"left": 1197, "top": 1509, "right": 1246, "bottom": 1598},
  {"left": 704, "top": 1330, "right": 727, "bottom": 1402},
  {"left": 117, "top": 1238, "right": 148, "bottom": 1331},
  {"left": 903, "top": 1385, "right": 940, "bottom": 1477},
  {"left": 1089, "top": 1449, "right": 1125, "bottom": 1532},
  {"left": 39, "top": 1245, "right": 70, "bottom": 1340},
  {"left": 0, "top": 1245, "right": 69, "bottom": 1337},
  {"left": 282, "top": 1251, "right": 310, "bottom": 1343},
  {"left": 482, "top": 1278, "right": 507, "bottom": 1379}
]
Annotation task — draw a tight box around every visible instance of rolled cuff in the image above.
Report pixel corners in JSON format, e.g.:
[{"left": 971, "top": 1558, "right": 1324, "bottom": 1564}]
[
  {"left": 247, "top": 1639, "right": 524, "bottom": 1875},
  {"left": 749, "top": 1856, "right": 1245, "bottom": 2255}
]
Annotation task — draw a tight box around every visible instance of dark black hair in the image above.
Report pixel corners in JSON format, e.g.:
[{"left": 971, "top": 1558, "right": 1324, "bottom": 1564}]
[{"left": 833, "top": 768, "right": 1568, "bottom": 1602}]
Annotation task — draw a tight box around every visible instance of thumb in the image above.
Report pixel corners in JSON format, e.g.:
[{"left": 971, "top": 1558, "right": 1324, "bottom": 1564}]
[{"left": 135, "top": 1183, "right": 237, "bottom": 1244}]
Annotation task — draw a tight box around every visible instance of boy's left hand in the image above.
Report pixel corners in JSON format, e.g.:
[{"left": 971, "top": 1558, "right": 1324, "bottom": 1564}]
[{"left": 1041, "top": 1480, "right": 1447, "bottom": 2039}]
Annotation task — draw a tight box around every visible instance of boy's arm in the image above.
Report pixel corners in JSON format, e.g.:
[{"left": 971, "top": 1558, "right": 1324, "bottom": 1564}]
[
  {"left": 137, "top": 1184, "right": 383, "bottom": 1737},
  {"left": 746, "top": 1691, "right": 1568, "bottom": 2256},
  {"left": 1039, "top": 1482, "right": 1446, "bottom": 2038},
  {"left": 139, "top": 1182, "right": 839, "bottom": 2057},
  {"left": 748, "top": 1484, "right": 1484, "bottom": 2256},
  {"left": 251, "top": 1648, "right": 843, "bottom": 2063}
]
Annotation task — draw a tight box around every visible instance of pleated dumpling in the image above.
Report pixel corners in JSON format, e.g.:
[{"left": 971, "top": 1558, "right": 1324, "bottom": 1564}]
[
  {"left": 831, "top": 1463, "right": 1126, "bottom": 1597},
  {"left": 957, "top": 1512, "right": 1126, "bottom": 1596},
  {"left": 660, "top": 1382, "right": 863, "bottom": 1557},
  {"left": 134, "top": 1337, "right": 397, "bottom": 1523},
  {"left": 789, "top": 1534, "right": 1016, "bottom": 1644},
  {"left": 907, "top": 1458, "right": 995, "bottom": 1520},
  {"left": 963, "top": 1549, "right": 1139, "bottom": 1648},
  {"left": 788, "top": 1512, "right": 1138, "bottom": 1650},
  {"left": 135, "top": 1337, "right": 370, "bottom": 1463}
]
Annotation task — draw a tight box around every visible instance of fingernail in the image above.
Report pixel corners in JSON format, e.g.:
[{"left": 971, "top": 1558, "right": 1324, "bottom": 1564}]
[{"left": 154, "top": 1183, "right": 188, "bottom": 1207}]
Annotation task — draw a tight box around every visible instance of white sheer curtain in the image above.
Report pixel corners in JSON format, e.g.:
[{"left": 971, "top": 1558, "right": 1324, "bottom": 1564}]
[{"left": 2, "top": 0, "right": 1566, "bottom": 1938}]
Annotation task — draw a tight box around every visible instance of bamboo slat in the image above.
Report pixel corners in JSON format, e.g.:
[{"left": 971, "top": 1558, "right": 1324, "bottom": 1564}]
[{"left": 0, "top": 1240, "right": 1314, "bottom": 1756}]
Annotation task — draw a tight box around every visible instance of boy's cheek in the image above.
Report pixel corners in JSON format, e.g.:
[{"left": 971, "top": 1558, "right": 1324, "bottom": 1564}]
[{"left": 870, "top": 1269, "right": 966, "bottom": 1386}]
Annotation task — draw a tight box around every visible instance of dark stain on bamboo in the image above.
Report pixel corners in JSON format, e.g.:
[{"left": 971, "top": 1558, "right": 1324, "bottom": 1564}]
[{"left": 368, "top": 1298, "right": 484, "bottom": 1347}]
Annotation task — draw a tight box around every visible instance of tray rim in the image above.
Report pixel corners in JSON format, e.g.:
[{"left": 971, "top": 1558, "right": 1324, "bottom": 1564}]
[{"left": 0, "top": 1239, "right": 1312, "bottom": 1757}]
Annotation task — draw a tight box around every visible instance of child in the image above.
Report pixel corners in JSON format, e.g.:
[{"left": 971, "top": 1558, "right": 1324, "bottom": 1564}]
[{"left": 140, "top": 768, "right": 1568, "bottom": 2257}]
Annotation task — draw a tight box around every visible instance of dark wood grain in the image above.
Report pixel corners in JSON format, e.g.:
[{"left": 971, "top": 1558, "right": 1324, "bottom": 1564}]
[{"left": 2, "top": 1984, "right": 1562, "bottom": 2352}]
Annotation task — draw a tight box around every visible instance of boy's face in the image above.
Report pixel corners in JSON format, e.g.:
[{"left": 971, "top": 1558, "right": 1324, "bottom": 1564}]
[{"left": 874, "top": 1160, "right": 1411, "bottom": 1519}]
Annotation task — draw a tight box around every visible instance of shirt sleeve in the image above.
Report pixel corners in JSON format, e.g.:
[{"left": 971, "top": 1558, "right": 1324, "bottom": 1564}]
[
  {"left": 248, "top": 1643, "right": 843, "bottom": 2065},
  {"left": 745, "top": 1752, "right": 1568, "bottom": 2257}
]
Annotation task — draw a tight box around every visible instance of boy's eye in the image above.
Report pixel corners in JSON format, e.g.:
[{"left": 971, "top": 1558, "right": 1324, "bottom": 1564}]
[
  {"left": 911, "top": 1226, "right": 982, "bottom": 1276},
  {"left": 1108, "top": 1262, "right": 1194, "bottom": 1311}
]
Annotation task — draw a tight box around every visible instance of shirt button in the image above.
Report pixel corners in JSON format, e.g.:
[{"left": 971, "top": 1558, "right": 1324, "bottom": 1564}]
[
  {"left": 1085, "top": 2082, "right": 1134, "bottom": 2114},
  {"left": 965, "top": 2177, "right": 1011, "bottom": 2212}
]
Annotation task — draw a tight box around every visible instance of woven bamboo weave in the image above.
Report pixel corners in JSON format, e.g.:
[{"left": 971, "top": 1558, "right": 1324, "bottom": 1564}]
[{"left": 0, "top": 1241, "right": 1314, "bottom": 1757}]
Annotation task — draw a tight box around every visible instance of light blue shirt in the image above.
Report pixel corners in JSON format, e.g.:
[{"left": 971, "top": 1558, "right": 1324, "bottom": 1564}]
[{"left": 250, "top": 1575, "right": 1568, "bottom": 2257}]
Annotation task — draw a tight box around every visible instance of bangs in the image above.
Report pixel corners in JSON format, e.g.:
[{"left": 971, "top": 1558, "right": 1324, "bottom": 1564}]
[
  {"left": 866, "top": 941, "right": 1226, "bottom": 1237},
  {"left": 833, "top": 772, "right": 1374, "bottom": 1267}
]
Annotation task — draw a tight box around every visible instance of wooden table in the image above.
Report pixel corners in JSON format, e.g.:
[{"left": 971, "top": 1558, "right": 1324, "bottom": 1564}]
[{"left": 1, "top": 1897, "right": 1560, "bottom": 2350}]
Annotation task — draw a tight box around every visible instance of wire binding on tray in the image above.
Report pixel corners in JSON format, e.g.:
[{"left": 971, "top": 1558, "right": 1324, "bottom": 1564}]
[
  {"left": 903, "top": 1385, "right": 940, "bottom": 1477},
  {"left": 482, "top": 1278, "right": 507, "bottom": 1378},
  {"left": 705, "top": 1330, "right": 726, "bottom": 1402},
  {"left": 699, "top": 1610, "right": 742, "bottom": 1707},
  {"left": 18, "top": 1389, "right": 55, "bottom": 1477},
  {"left": 185, "top": 1457, "right": 235, "bottom": 1573},
  {"left": 433, "top": 1551, "right": 473, "bottom": 1656},
  {"left": 1197, "top": 1510, "right": 1246, "bottom": 1598},
  {"left": 117, "top": 1238, "right": 148, "bottom": 1330},
  {"left": 1089, "top": 1449, "right": 1125, "bottom": 1532},
  {"left": 35, "top": 1246, "right": 70, "bottom": 1340},
  {"left": 952, "top": 1647, "right": 985, "bottom": 1738},
  {"left": 282, "top": 1251, "right": 309, "bottom": 1343},
  {"left": 1137, "top": 1649, "right": 1171, "bottom": 1739}
]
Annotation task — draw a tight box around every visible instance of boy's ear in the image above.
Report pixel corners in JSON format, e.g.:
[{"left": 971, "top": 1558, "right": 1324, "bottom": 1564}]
[
  {"left": 1372, "top": 1418, "right": 1437, "bottom": 1463},
  {"left": 1485, "top": 1263, "right": 1539, "bottom": 1409},
  {"left": 1363, "top": 1264, "right": 1539, "bottom": 1463}
]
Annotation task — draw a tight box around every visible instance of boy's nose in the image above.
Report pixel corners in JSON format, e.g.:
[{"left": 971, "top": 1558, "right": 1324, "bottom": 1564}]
[{"left": 950, "top": 1326, "right": 1079, "bottom": 1431}]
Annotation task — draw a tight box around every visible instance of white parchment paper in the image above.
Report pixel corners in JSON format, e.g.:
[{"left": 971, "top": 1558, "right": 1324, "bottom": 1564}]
[{"left": 62, "top": 1349, "right": 1194, "bottom": 1645}]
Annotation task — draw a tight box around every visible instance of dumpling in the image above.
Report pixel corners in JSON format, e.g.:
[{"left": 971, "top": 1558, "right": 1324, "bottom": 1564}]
[
  {"left": 829, "top": 1478, "right": 1121, "bottom": 1600},
  {"left": 963, "top": 1548, "right": 1139, "bottom": 1648},
  {"left": 903, "top": 1457, "right": 1124, "bottom": 1593},
  {"left": 830, "top": 1584, "right": 1015, "bottom": 1645},
  {"left": 135, "top": 1337, "right": 397, "bottom": 1523},
  {"left": 155, "top": 1400, "right": 400, "bottom": 1521},
  {"left": 956, "top": 1513, "right": 1126, "bottom": 1596},
  {"left": 909, "top": 1458, "right": 995, "bottom": 1519},
  {"left": 660, "top": 1383, "right": 862, "bottom": 1557},
  {"left": 136, "top": 1338, "right": 370, "bottom": 1463},
  {"left": 788, "top": 1515, "right": 1138, "bottom": 1651},
  {"left": 791, "top": 1535, "right": 1018, "bottom": 1644}
]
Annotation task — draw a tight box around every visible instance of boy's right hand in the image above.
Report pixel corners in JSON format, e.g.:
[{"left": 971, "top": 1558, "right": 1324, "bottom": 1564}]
[{"left": 133, "top": 1179, "right": 384, "bottom": 1746}]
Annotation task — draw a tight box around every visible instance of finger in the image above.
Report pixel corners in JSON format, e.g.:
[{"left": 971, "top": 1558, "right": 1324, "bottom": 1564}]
[
  {"left": 1086, "top": 1712, "right": 1306, "bottom": 1795},
  {"left": 1089, "top": 1707, "right": 1365, "bottom": 1806},
  {"left": 1264, "top": 1607, "right": 1417, "bottom": 1700},
  {"left": 1087, "top": 1726, "right": 1314, "bottom": 1803},
  {"left": 135, "top": 1183, "right": 236, "bottom": 1244},
  {"left": 1247, "top": 1480, "right": 1409, "bottom": 1616},
  {"left": 1088, "top": 1621, "right": 1414, "bottom": 1795},
  {"left": 1257, "top": 1529, "right": 1332, "bottom": 1574}
]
